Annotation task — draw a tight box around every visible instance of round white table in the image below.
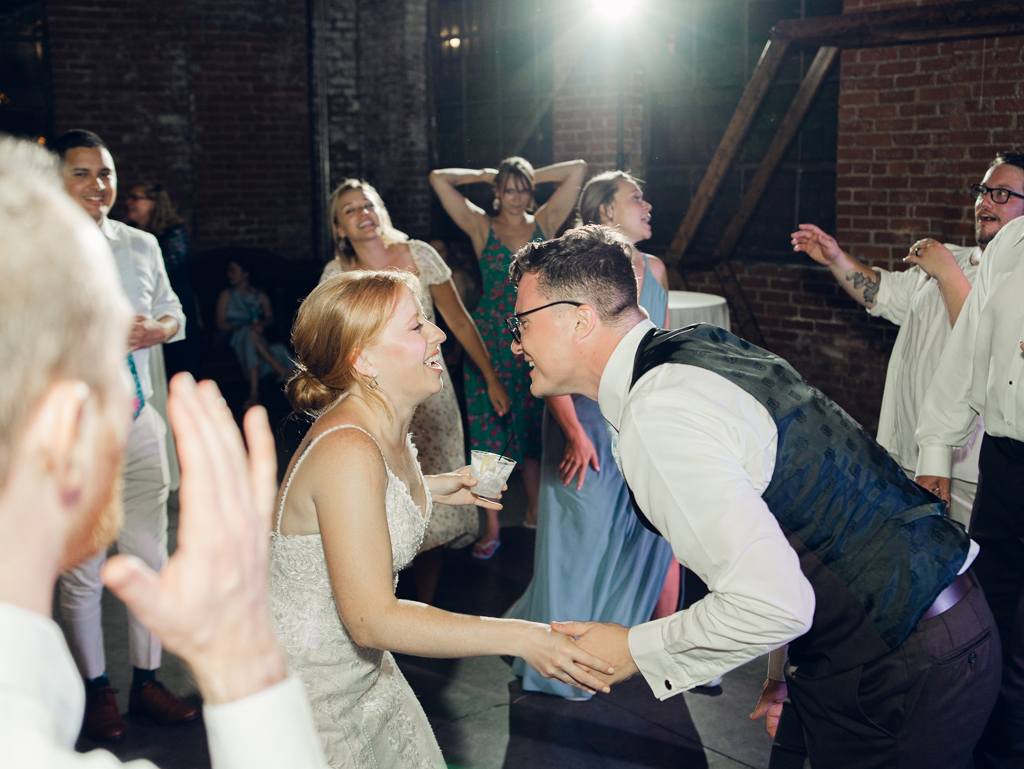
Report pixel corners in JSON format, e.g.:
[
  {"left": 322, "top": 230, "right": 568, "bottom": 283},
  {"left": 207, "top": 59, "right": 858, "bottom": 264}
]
[{"left": 667, "top": 290, "right": 730, "bottom": 330}]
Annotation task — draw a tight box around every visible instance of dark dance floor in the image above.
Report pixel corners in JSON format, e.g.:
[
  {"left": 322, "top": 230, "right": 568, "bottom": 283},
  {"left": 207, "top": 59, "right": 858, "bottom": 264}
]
[{"left": 72, "top": 476, "right": 773, "bottom": 768}]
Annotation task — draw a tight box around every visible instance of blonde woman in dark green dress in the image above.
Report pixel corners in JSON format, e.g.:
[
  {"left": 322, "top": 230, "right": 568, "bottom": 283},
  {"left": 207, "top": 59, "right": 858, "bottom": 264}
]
[{"left": 430, "top": 157, "right": 587, "bottom": 558}]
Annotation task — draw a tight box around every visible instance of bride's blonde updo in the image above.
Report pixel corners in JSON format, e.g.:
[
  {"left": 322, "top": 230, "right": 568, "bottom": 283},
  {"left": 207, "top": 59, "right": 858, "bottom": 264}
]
[{"left": 286, "top": 269, "right": 422, "bottom": 415}]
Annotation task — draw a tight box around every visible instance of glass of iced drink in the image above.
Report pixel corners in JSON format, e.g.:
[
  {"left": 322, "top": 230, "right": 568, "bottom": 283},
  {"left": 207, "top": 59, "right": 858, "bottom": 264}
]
[{"left": 470, "top": 450, "right": 516, "bottom": 500}]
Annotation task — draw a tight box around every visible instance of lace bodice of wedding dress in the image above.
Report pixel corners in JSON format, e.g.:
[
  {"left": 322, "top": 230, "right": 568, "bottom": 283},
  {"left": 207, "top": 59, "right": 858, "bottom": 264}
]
[{"left": 269, "top": 424, "right": 445, "bottom": 769}]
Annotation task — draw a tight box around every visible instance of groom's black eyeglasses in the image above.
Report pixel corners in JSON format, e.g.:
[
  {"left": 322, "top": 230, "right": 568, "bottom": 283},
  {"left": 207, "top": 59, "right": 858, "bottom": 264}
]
[{"left": 505, "top": 301, "right": 583, "bottom": 343}]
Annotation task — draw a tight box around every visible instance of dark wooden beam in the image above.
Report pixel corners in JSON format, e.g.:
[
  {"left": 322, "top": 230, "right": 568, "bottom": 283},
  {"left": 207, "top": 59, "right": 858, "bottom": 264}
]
[
  {"left": 773, "top": 0, "right": 1024, "bottom": 49},
  {"left": 706, "top": 46, "right": 839, "bottom": 346},
  {"left": 663, "top": 38, "right": 789, "bottom": 269},
  {"left": 712, "top": 46, "right": 839, "bottom": 266},
  {"left": 663, "top": 0, "right": 1021, "bottom": 343}
]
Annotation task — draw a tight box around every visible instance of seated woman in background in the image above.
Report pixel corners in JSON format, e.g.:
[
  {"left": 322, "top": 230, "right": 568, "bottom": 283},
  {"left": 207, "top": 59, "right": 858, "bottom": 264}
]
[
  {"left": 125, "top": 182, "right": 201, "bottom": 377},
  {"left": 270, "top": 270, "right": 611, "bottom": 768},
  {"left": 215, "top": 257, "right": 294, "bottom": 409},
  {"left": 321, "top": 180, "right": 510, "bottom": 604},
  {"left": 429, "top": 156, "right": 587, "bottom": 557},
  {"left": 506, "top": 171, "right": 679, "bottom": 700}
]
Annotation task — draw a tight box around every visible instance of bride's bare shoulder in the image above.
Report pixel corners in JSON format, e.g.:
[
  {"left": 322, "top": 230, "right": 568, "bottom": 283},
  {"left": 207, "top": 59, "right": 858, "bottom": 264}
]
[{"left": 303, "top": 420, "right": 382, "bottom": 466}]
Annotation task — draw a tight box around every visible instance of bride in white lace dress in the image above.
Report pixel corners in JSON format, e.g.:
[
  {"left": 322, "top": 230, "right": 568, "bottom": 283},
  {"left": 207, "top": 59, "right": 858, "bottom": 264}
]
[{"left": 269, "top": 270, "right": 612, "bottom": 768}]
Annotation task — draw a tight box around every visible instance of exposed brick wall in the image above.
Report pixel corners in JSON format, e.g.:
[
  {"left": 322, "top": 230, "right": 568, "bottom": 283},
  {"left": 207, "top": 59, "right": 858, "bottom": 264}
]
[
  {"left": 355, "top": 0, "right": 431, "bottom": 238},
  {"left": 187, "top": 0, "right": 313, "bottom": 259},
  {"left": 47, "top": 0, "right": 314, "bottom": 261},
  {"left": 324, "top": 0, "right": 360, "bottom": 184},
  {"left": 551, "top": 33, "right": 644, "bottom": 175},
  {"left": 683, "top": 2, "right": 1024, "bottom": 434},
  {"left": 48, "top": 0, "right": 195, "bottom": 233},
  {"left": 836, "top": 35, "right": 1024, "bottom": 271},
  {"left": 321, "top": 0, "right": 431, "bottom": 241},
  {"left": 46, "top": 0, "right": 438, "bottom": 260}
]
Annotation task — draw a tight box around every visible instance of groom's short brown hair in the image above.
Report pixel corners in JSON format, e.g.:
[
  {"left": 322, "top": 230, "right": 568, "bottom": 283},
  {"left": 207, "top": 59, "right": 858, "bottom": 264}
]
[{"left": 509, "top": 224, "right": 641, "bottom": 328}]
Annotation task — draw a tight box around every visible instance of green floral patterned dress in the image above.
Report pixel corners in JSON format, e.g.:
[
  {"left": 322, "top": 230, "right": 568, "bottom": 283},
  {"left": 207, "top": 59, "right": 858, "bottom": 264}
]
[{"left": 464, "top": 222, "right": 545, "bottom": 463}]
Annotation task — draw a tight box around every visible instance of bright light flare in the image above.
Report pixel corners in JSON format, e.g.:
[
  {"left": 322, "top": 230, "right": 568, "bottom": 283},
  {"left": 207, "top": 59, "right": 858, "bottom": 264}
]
[{"left": 593, "top": 0, "right": 641, "bottom": 26}]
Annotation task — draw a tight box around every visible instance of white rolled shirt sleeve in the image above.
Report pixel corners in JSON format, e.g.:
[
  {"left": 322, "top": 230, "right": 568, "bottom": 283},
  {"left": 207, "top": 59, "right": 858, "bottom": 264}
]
[
  {"left": 867, "top": 263, "right": 918, "bottom": 326},
  {"left": 618, "top": 364, "right": 815, "bottom": 699}
]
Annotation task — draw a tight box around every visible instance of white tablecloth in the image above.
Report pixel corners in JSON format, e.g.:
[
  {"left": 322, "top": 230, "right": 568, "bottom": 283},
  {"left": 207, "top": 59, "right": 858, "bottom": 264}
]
[{"left": 667, "top": 290, "right": 730, "bottom": 330}]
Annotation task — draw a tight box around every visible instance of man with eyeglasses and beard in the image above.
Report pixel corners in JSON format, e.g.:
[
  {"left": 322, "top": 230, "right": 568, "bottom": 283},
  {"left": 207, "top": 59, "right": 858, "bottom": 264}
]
[
  {"left": 790, "top": 153, "right": 1024, "bottom": 529},
  {"left": 508, "top": 224, "right": 1002, "bottom": 768}
]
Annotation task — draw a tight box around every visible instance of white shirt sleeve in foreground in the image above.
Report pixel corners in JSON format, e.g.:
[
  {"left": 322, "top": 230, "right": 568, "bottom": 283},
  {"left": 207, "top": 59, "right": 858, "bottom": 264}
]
[
  {"left": 204, "top": 675, "right": 327, "bottom": 769},
  {"left": 12, "top": 674, "right": 327, "bottom": 769},
  {"left": 620, "top": 364, "right": 815, "bottom": 699}
]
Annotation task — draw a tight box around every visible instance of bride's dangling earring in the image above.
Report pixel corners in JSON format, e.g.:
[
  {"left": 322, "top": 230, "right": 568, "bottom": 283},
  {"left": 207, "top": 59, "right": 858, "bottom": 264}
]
[
  {"left": 367, "top": 376, "right": 379, "bottom": 391},
  {"left": 492, "top": 198, "right": 500, "bottom": 212}
]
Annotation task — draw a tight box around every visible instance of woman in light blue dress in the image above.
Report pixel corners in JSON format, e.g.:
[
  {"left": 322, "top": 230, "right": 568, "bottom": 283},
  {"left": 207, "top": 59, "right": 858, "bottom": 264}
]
[{"left": 507, "top": 172, "right": 677, "bottom": 699}]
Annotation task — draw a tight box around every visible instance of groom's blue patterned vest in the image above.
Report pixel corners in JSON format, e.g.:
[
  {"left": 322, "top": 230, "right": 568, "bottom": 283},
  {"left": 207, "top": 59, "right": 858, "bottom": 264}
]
[{"left": 626, "top": 324, "right": 970, "bottom": 676}]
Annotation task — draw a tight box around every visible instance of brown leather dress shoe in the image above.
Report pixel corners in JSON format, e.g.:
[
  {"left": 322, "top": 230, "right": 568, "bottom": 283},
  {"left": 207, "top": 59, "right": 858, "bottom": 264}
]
[
  {"left": 128, "top": 681, "right": 199, "bottom": 725},
  {"left": 82, "top": 685, "right": 126, "bottom": 741}
]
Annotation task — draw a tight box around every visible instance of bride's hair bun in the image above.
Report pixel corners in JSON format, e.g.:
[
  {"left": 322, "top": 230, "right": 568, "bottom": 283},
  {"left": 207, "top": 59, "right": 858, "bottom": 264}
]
[
  {"left": 288, "top": 270, "right": 422, "bottom": 415},
  {"left": 284, "top": 365, "right": 337, "bottom": 414}
]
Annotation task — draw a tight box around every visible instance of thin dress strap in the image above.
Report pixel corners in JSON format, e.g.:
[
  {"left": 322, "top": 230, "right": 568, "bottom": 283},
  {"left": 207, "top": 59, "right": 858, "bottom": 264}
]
[{"left": 274, "top": 424, "right": 385, "bottom": 534}]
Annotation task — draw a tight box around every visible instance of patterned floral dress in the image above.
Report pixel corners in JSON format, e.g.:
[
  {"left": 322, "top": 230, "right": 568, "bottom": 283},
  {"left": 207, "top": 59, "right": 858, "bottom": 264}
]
[
  {"left": 320, "top": 241, "right": 478, "bottom": 550},
  {"left": 464, "top": 223, "right": 545, "bottom": 463}
]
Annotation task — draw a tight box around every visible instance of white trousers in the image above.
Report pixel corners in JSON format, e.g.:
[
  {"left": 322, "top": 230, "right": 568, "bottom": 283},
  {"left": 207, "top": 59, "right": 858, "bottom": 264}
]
[
  {"left": 901, "top": 466, "right": 977, "bottom": 529},
  {"left": 59, "top": 404, "right": 170, "bottom": 679}
]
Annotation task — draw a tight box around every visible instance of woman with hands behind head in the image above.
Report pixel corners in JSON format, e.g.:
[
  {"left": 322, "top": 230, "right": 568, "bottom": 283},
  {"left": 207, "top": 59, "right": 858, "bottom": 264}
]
[
  {"left": 270, "top": 270, "right": 612, "bottom": 769},
  {"left": 430, "top": 156, "right": 587, "bottom": 555}
]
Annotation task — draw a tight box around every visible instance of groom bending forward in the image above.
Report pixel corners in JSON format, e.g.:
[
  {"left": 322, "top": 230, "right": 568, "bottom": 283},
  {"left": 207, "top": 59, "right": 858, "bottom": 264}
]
[{"left": 506, "top": 225, "right": 999, "bottom": 769}]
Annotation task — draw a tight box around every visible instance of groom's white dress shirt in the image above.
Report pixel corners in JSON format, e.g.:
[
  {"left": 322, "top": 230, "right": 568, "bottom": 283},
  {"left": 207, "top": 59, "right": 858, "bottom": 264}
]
[
  {"left": 597, "top": 320, "right": 815, "bottom": 700},
  {"left": 0, "top": 602, "right": 327, "bottom": 768}
]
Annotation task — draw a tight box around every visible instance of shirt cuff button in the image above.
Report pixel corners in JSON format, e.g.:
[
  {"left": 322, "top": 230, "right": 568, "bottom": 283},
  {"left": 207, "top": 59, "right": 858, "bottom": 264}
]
[{"left": 664, "top": 680, "right": 672, "bottom": 690}]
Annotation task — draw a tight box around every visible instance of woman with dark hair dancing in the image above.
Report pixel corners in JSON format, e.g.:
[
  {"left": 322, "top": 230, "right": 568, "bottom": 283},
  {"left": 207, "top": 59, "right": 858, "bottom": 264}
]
[{"left": 430, "top": 157, "right": 587, "bottom": 557}]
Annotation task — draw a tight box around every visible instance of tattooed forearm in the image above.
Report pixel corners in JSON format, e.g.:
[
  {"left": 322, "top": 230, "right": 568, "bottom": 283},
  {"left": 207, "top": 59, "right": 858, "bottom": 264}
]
[{"left": 846, "top": 271, "right": 880, "bottom": 304}]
